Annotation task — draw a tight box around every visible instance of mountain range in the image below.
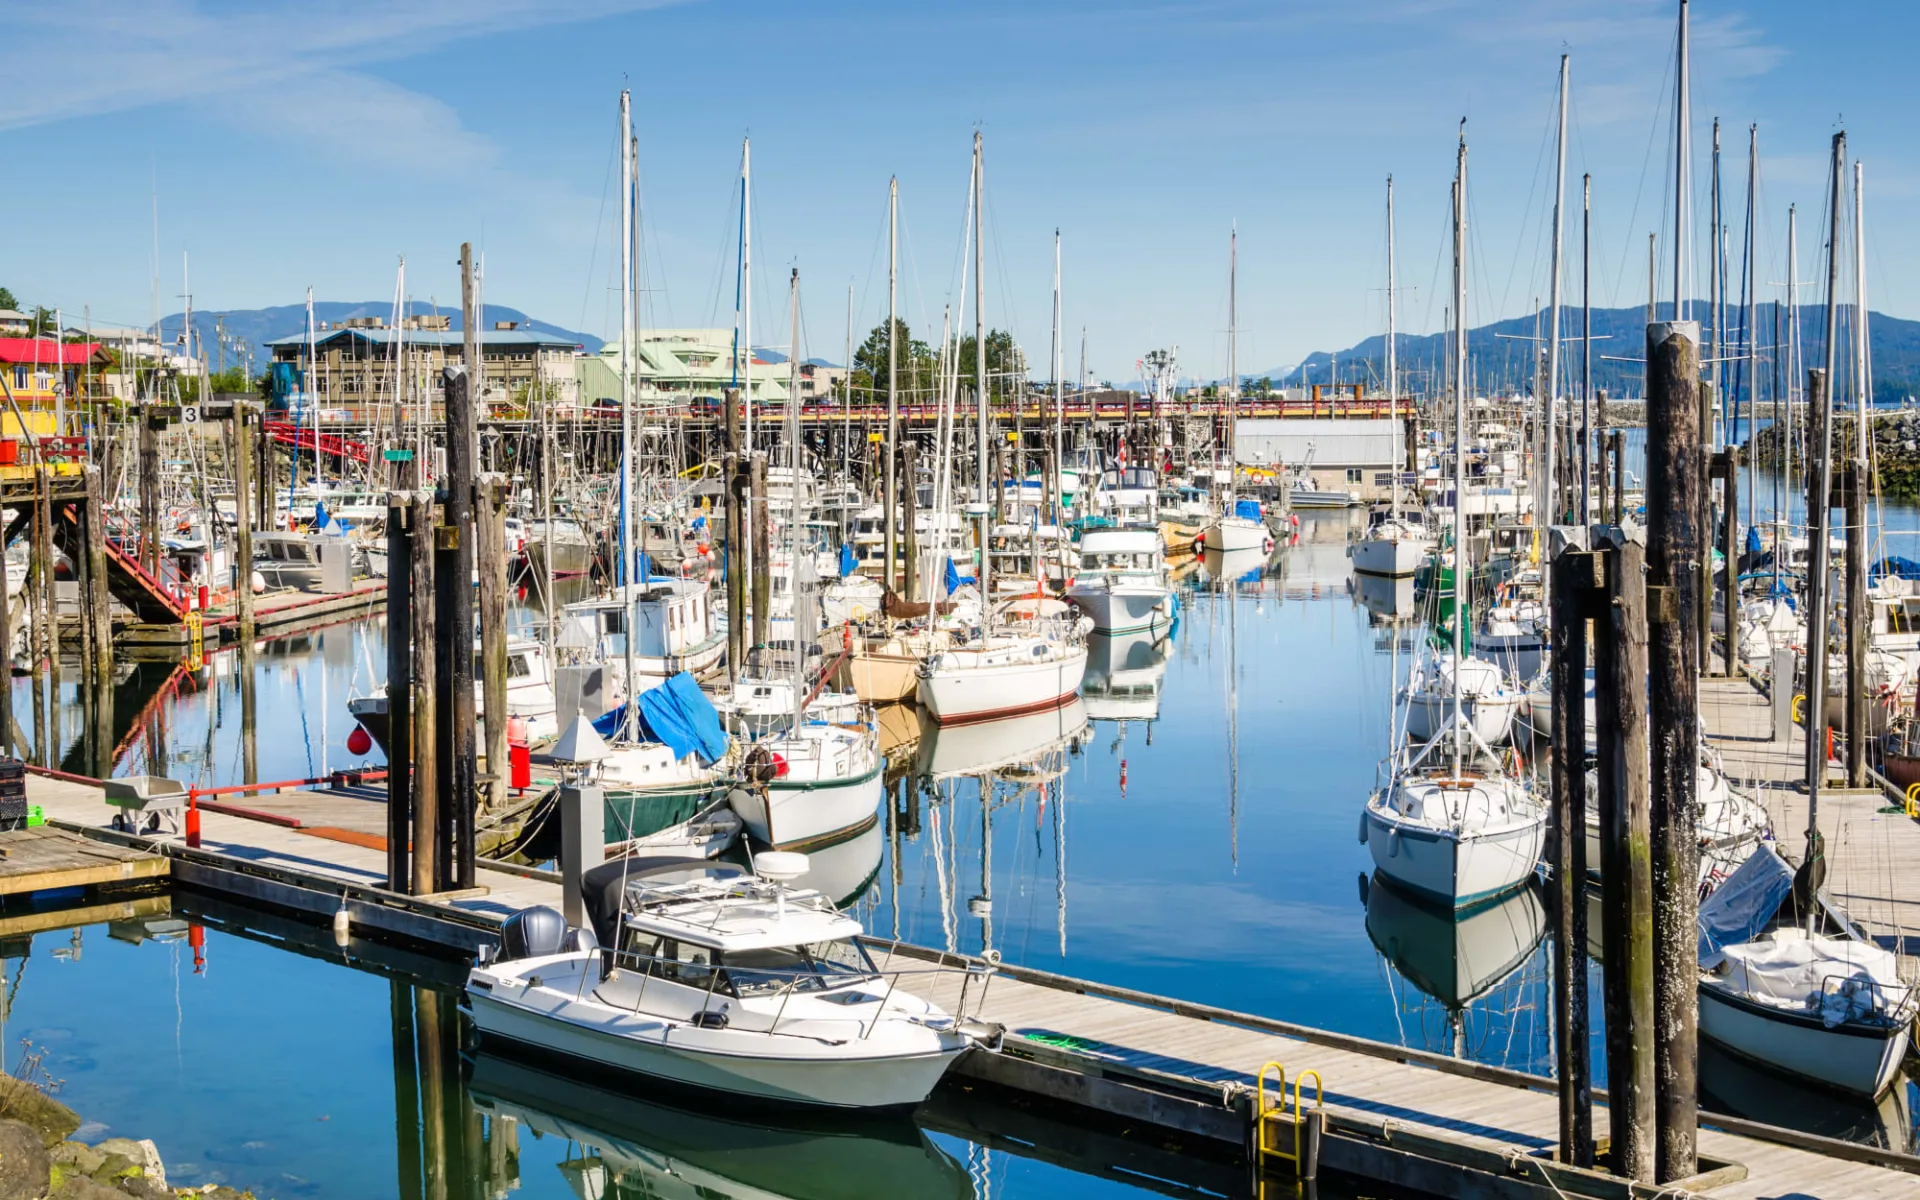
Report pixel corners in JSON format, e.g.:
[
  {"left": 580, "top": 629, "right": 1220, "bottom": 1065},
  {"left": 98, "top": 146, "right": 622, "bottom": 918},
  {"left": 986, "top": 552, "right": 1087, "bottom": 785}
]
[{"left": 1249, "top": 303, "right": 1919, "bottom": 405}]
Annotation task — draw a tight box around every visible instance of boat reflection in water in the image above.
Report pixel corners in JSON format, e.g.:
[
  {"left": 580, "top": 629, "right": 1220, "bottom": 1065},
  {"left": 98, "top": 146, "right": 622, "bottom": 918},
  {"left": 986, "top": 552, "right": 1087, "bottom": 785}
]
[
  {"left": 1080, "top": 628, "right": 1171, "bottom": 724},
  {"left": 1698, "top": 1037, "right": 1915, "bottom": 1153},
  {"left": 1353, "top": 571, "right": 1418, "bottom": 624},
  {"left": 1199, "top": 545, "right": 1268, "bottom": 589},
  {"left": 916, "top": 698, "right": 1089, "bottom": 781},
  {"left": 467, "top": 1050, "right": 976, "bottom": 1200},
  {"left": 781, "top": 817, "right": 886, "bottom": 909},
  {"left": 1362, "top": 871, "right": 1549, "bottom": 1064}
]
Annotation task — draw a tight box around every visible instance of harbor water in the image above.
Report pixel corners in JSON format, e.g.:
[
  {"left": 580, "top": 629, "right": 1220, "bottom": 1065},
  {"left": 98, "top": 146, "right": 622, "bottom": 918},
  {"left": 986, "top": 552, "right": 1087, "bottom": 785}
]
[{"left": 7, "top": 498, "right": 1919, "bottom": 1197}]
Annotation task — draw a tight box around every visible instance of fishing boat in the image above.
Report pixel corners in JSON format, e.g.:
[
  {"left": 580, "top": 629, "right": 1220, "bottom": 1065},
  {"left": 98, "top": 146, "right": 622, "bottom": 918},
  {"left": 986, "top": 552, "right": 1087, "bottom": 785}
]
[
  {"left": 563, "top": 576, "right": 727, "bottom": 691},
  {"left": 347, "top": 637, "right": 564, "bottom": 755},
  {"left": 1696, "top": 841, "right": 1916, "bottom": 1098},
  {"left": 525, "top": 517, "right": 595, "bottom": 578},
  {"left": 1065, "top": 527, "right": 1175, "bottom": 634},
  {"left": 466, "top": 854, "right": 1003, "bottom": 1109}
]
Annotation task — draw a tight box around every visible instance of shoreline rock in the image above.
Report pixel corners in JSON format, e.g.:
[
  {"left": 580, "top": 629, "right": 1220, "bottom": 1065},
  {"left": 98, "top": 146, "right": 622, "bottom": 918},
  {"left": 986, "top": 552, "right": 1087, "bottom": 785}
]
[
  {"left": 0, "top": 1076, "right": 260, "bottom": 1200},
  {"left": 1747, "top": 409, "right": 1920, "bottom": 501}
]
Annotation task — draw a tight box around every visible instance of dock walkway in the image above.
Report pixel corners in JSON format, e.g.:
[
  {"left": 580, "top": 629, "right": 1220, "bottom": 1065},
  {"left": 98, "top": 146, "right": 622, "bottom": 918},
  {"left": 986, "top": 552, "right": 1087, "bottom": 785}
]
[
  {"left": 23, "top": 769, "right": 1920, "bottom": 1198},
  {"left": 1702, "top": 670, "right": 1920, "bottom": 948}
]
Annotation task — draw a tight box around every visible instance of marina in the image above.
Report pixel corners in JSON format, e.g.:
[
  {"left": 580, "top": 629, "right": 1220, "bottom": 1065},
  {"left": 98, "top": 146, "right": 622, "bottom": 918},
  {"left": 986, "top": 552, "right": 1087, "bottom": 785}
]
[{"left": 5, "top": 2, "right": 1920, "bottom": 1197}]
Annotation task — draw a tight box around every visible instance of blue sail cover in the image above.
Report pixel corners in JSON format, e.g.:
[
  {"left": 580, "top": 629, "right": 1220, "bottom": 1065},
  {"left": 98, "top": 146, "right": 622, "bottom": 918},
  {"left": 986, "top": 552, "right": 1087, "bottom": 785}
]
[
  {"left": 1696, "top": 841, "right": 1794, "bottom": 967},
  {"left": 591, "top": 671, "right": 729, "bottom": 764},
  {"left": 1870, "top": 556, "right": 1920, "bottom": 583},
  {"left": 1234, "top": 499, "right": 1263, "bottom": 523}
]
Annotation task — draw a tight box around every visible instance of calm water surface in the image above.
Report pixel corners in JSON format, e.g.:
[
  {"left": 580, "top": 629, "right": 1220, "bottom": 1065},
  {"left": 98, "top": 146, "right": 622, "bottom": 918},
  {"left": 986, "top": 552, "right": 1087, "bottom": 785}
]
[{"left": 7, "top": 495, "right": 1918, "bottom": 1196}]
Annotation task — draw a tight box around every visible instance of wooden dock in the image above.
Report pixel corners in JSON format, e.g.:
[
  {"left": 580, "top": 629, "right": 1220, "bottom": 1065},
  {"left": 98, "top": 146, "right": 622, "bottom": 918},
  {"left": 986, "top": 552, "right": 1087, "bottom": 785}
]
[
  {"left": 0, "top": 824, "right": 167, "bottom": 897},
  {"left": 22, "top": 768, "right": 1920, "bottom": 1198},
  {"left": 115, "top": 578, "right": 388, "bottom": 650},
  {"left": 1701, "top": 670, "right": 1920, "bottom": 950}
]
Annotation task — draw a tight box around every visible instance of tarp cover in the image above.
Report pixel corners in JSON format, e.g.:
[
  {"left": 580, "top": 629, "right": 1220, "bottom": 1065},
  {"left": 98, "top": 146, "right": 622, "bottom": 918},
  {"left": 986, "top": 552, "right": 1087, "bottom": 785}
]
[
  {"left": 592, "top": 671, "right": 728, "bottom": 765},
  {"left": 1235, "top": 499, "right": 1264, "bottom": 523},
  {"left": 1871, "top": 556, "right": 1920, "bottom": 583},
  {"left": 1697, "top": 840, "right": 1794, "bottom": 966},
  {"left": 1717, "top": 932, "right": 1907, "bottom": 1028}
]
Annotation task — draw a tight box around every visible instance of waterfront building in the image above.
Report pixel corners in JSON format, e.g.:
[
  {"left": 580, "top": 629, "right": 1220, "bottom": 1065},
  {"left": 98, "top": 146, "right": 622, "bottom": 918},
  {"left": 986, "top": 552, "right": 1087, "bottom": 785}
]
[
  {"left": 266, "top": 320, "right": 582, "bottom": 412},
  {"left": 0, "top": 336, "right": 111, "bottom": 414},
  {"left": 1235, "top": 416, "right": 1405, "bottom": 499},
  {"left": 577, "top": 329, "right": 791, "bottom": 409}
]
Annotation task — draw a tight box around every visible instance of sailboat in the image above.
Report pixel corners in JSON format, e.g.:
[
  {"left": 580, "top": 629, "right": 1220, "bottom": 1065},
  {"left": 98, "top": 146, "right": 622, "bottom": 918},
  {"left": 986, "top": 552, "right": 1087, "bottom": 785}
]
[
  {"left": 1197, "top": 227, "right": 1270, "bottom": 557},
  {"left": 1362, "top": 125, "right": 1546, "bottom": 910},
  {"left": 1353, "top": 176, "right": 1434, "bottom": 581},
  {"left": 918, "top": 133, "right": 1091, "bottom": 725}
]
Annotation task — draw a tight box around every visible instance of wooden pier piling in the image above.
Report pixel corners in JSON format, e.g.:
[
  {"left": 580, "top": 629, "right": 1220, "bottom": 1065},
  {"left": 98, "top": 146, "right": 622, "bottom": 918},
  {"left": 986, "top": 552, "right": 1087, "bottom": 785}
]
[
  {"left": 724, "top": 452, "right": 745, "bottom": 681},
  {"left": 1594, "top": 533, "right": 1656, "bottom": 1184},
  {"left": 1548, "top": 546, "right": 1595, "bottom": 1168},
  {"left": 1645, "top": 319, "right": 1701, "bottom": 1182},
  {"left": 410, "top": 488, "right": 440, "bottom": 897},
  {"left": 477, "top": 474, "right": 510, "bottom": 813},
  {"left": 233, "top": 402, "right": 256, "bottom": 643},
  {"left": 386, "top": 494, "right": 415, "bottom": 894}
]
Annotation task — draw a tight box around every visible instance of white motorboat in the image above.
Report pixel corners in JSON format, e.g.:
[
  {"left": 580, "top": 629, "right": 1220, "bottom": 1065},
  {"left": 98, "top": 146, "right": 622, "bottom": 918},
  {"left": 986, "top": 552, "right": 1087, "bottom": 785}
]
[
  {"left": 348, "top": 638, "right": 564, "bottom": 756},
  {"left": 1287, "top": 477, "right": 1361, "bottom": 509},
  {"left": 1696, "top": 842, "right": 1916, "bottom": 1098},
  {"left": 564, "top": 577, "right": 728, "bottom": 691},
  {"left": 1352, "top": 517, "right": 1432, "bottom": 578},
  {"left": 1194, "top": 513, "right": 1271, "bottom": 555},
  {"left": 918, "top": 628, "right": 1089, "bottom": 725},
  {"left": 1402, "top": 652, "right": 1521, "bottom": 744},
  {"left": 1065, "top": 528, "right": 1175, "bottom": 634},
  {"left": 1079, "top": 629, "right": 1170, "bottom": 723},
  {"left": 466, "top": 855, "right": 1002, "bottom": 1109}
]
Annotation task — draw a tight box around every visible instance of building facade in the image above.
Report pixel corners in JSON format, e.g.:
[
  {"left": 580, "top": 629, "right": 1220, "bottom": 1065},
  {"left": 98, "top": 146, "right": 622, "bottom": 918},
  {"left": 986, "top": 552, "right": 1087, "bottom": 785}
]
[
  {"left": 1235, "top": 417, "right": 1406, "bottom": 500},
  {"left": 578, "top": 329, "right": 792, "bottom": 409},
  {"left": 265, "top": 320, "right": 582, "bottom": 411}
]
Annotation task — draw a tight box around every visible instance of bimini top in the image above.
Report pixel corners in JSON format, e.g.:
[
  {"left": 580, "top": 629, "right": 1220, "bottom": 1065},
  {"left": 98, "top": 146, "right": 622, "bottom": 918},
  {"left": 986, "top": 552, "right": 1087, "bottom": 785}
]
[{"left": 584, "top": 857, "right": 861, "bottom": 953}]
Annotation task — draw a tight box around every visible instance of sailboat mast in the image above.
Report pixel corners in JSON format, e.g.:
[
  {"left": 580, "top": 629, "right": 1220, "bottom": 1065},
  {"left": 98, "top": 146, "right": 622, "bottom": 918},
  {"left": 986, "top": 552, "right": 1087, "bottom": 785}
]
[
  {"left": 1744, "top": 125, "right": 1758, "bottom": 529},
  {"left": 790, "top": 267, "right": 804, "bottom": 724},
  {"left": 1854, "top": 161, "right": 1869, "bottom": 469},
  {"left": 1451, "top": 124, "right": 1469, "bottom": 771},
  {"left": 1581, "top": 175, "right": 1592, "bottom": 523},
  {"left": 1052, "top": 230, "right": 1062, "bottom": 523},
  {"left": 1227, "top": 225, "right": 1237, "bottom": 506},
  {"left": 1386, "top": 175, "right": 1397, "bottom": 523},
  {"left": 742, "top": 138, "right": 754, "bottom": 454},
  {"left": 619, "top": 90, "right": 635, "bottom": 591},
  {"left": 885, "top": 177, "right": 899, "bottom": 592},
  {"left": 1674, "top": 0, "right": 1690, "bottom": 319},
  {"left": 972, "top": 131, "right": 988, "bottom": 508},
  {"left": 1544, "top": 54, "right": 1568, "bottom": 525}
]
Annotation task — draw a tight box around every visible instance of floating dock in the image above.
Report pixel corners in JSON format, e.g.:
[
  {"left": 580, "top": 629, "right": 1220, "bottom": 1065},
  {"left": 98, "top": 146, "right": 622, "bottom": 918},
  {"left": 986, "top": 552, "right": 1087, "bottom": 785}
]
[{"left": 21, "top": 756, "right": 1920, "bottom": 1199}]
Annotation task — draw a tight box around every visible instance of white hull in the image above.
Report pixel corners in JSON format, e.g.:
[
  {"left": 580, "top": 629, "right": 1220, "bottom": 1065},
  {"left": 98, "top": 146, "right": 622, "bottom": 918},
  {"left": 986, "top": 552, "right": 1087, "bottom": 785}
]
[
  {"left": 918, "top": 642, "right": 1088, "bottom": 726},
  {"left": 1698, "top": 982, "right": 1911, "bottom": 1099},
  {"left": 1197, "top": 516, "right": 1269, "bottom": 553},
  {"left": 731, "top": 765, "right": 883, "bottom": 851},
  {"left": 1064, "top": 583, "right": 1173, "bottom": 634},
  {"left": 469, "top": 979, "right": 963, "bottom": 1110},
  {"left": 1363, "top": 798, "right": 1545, "bottom": 908},
  {"left": 1403, "top": 691, "right": 1520, "bottom": 744},
  {"left": 1352, "top": 535, "right": 1429, "bottom": 578},
  {"left": 527, "top": 538, "right": 594, "bottom": 578}
]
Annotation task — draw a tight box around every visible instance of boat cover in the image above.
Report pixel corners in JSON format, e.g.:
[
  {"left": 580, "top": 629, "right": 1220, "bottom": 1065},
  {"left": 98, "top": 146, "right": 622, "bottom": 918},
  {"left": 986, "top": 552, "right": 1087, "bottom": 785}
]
[
  {"left": 1716, "top": 933, "right": 1907, "bottom": 1028},
  {"left": 580, "top": 857, "right": 748, "bottom": 953},
  {"left": 1234, "top": 499, "right": 1263, "bottom": 522},
  {"left": 592, "top": 672, "right": 729, "bottom": 765},
  {"left": 1697, "top": 841, "right": 1794, "bottom": 966}
]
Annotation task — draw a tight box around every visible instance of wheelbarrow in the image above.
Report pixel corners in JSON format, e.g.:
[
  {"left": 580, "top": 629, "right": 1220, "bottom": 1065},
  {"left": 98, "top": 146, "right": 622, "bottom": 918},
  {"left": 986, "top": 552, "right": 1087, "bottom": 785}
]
[{"left": 103, "top": 775, "right": 188, "bottom": 836}]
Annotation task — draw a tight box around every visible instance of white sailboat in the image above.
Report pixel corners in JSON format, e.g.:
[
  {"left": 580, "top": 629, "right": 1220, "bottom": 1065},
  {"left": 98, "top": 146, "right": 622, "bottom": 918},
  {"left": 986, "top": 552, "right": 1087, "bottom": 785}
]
[
  {"left": 1362, "top": 125, "right": 1546, "bottom": 911},
  {"left": 1353, "top": 178, "right": 1433, "bottom": 582},
  {"left": 1197, "top": 227, "right": 1271, "bottom": 557}
]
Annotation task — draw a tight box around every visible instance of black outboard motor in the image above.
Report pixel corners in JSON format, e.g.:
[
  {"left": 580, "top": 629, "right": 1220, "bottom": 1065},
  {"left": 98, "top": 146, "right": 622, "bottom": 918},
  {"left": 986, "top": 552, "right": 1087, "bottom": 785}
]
[{"left": 498, "top": 906, "right": 568, "bottom": 963}]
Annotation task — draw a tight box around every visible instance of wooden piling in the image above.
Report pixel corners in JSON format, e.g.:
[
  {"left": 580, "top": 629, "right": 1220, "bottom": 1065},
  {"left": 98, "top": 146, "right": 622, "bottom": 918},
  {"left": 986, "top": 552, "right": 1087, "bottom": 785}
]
[
  {"left": 1645, "top": 320, "right": 1701, "bottom": 1183},
  {"left": 386, "top": 495, "right": 415, "bottom": 893},
  {"left": 233, "top": 402, "right": 256, "bottom": 642},
  {"left": 409, "top": 489, "right": 440, "bottom": 897},
  {"left": 1611, "top": 430, "right": 1625, "bottom": 525},
  {"left": 83, "top": 467, "right": 110, "bottom": 684},
  {"left": 1595, "top": 390, "right": 1609, "bottom": 524},
  {"left": 1594, "top": 534, "right": 1656, "bottom": 1184},
  {"left": 477, "top": 474, "right": 510, "bottom": 812},
  {"left": 750, "top": 451, "right": 770, "bottom": 650},
  {"left": 1804, "top": 368, "right": 1832, "bottom": 813},
  {"left": 1844, "top": 443, "right": 1868, "bottom": 788},
  {"left": 139, "top": 411, "right": 160, "bottom": 574},
  {"left": 1696, "top": 381, "right": 1715, "bottom": 671},
  {"left": 724, "top": 452, "right": 745, "bottom": 682},
  {"left": 0, "top": 483, "right": 12, "bottom": 757},
  {"left": 1548, "top": 547, "right": 1595, "bottom": 1168},
  {"left": 28, "top": 468, "right": 49, "bottom": 766}
]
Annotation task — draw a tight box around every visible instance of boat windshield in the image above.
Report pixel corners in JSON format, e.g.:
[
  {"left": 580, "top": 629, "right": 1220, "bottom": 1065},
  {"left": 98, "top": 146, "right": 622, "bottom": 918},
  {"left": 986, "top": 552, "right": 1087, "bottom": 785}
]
[{"left": 720, "top": 940, "right": 879, "bottom": 997}]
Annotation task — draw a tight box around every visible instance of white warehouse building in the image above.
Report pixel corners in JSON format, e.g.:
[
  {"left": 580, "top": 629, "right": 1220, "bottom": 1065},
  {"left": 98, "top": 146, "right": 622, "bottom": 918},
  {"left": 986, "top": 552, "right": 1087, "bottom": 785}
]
[{"left": 1235, "top": 418, "right": 1407, "bottom": 501}]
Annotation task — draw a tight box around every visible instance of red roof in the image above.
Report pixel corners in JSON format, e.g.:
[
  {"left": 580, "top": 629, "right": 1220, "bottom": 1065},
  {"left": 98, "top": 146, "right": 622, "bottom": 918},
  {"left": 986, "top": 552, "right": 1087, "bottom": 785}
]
[{"left": 0, "top": 339, "right": 106, "bottom": 366}]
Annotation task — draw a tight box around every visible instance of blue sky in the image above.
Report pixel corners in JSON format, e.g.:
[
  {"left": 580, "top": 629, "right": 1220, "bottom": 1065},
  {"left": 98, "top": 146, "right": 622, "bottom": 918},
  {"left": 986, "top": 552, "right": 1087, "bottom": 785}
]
[{"left": 3, "top": 0, "right": 1914, "bottom": 381}]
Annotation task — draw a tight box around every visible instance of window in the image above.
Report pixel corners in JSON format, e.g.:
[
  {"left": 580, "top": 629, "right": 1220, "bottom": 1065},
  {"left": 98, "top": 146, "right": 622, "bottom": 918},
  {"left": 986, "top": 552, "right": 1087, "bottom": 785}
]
[
  {"left": 1346, "top": 468, "right": 1364, "bottom": 484},
  {"left": 11, "top": 367, "right": 22, "bottom": 389},
  {"left": 718, "top": 940, "right": 878, "bottom": 997}
]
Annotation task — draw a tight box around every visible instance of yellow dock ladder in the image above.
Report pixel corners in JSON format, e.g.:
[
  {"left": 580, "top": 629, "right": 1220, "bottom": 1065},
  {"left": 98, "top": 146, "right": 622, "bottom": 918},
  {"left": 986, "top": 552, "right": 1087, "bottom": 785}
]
[{"left": 1252, "top": 1061, "right": 1324, "bottom": 1192}]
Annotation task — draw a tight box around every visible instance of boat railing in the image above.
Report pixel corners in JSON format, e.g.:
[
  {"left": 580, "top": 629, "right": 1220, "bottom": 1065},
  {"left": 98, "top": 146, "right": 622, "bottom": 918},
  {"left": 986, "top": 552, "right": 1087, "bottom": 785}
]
[{"left": 596, "top": 940, "right": 998, "bottom": 1040}]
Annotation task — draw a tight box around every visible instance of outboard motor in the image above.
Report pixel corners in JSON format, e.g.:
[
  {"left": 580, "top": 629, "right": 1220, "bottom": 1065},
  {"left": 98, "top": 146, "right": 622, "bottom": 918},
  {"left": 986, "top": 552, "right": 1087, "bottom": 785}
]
[{"left": 498, "top": 906, "right": 568, "bottom": 963}]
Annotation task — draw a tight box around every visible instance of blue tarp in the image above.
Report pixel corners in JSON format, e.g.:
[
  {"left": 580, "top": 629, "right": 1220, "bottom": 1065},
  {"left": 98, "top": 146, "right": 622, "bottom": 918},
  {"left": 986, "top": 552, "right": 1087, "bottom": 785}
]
[
  {"left": 1745, "top": 524, "right": 1763, "bottom": 555},
  {"left": 591, "top": 671, "right": 729, "bottom": 764},
  {"left": 1871, "top": 556, "right": 1920, "bottom": 583},
  {"left": 1234, "top": 499, "right": 1263, "bottom": 523},
  {"left": 1696, "top": 841, "right": 1794, "bottom": 966},
  {"left": 839, "top": 543, "right": 856, "bottom": 578}
]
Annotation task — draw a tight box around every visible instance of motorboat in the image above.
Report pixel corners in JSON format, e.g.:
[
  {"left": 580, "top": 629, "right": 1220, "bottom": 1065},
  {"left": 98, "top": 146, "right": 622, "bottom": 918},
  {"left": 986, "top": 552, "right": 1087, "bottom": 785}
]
[
  {"left": 1402, "top": 652, "right": 1521, "bottom": 744},
  {"left": 1287, "top": 476, "right": 1360, "bottom": 510},
  {"left": 1194, "top": 501, "right": 1272, "bottom": 556},
  {"left": 347, "top": 638, "right": 563, "bottom": 757},
  {"left": 1696, "top": 841, "right": 1915, "bottom": 1098},
  {"left": 252, "top": 530, "right": 354, "bottom": 591},
  {"left": 1065, "top": 528, "right": 1175, "bottom": 634},
  {"left": 563, "top": 576, "right": 728, "bottom": 692},
  {"left": 466, "top": 854, "right": 1003, "bottom": 1109}
]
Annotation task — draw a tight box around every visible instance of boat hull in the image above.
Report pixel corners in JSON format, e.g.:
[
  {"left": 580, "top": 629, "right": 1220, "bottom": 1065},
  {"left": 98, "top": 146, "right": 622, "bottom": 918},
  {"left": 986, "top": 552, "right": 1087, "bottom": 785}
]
[
  {"left": 526, "top": 539, "right": 594, "bottom": 578},
  {"left": 1352, "top": 536, "right": 1429, "bottom": 578},
  {"left": 1698, "top": 981, "right": 1911, "bottom": 1099},
  {"left": 1363, "top": 802, "right": 1545, "bottom": 909},
  {"left": 839, "top": 647, "right": 924, "bottom": 703},
  {"left": 468, "top": 989, "right": 963, "bottom": 1110},
  {"left": 1196, "top": 517, "right": 1269, "bottom": 554},
  {"left": 1064, "top": 584, "right": 1173, "bottom": 634},
  {"left": 1403, "top": 692, "right": 1519, "bottom": 744},
  {"left": 731, "top": 763, "right": 884, "bottom": 851},
  {"left": 917, "top": 645, "right": 1088, "bottom": 726}
]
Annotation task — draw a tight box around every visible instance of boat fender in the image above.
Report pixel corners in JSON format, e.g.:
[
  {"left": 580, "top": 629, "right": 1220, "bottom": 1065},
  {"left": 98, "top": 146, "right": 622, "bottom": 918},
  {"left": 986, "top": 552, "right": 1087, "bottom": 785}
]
[
  {"left": 1358, "top": 809, "right": 1369, "bottom": 844},
  {"left": 693, "top": 1007, "right": 730, "bottom": 1030},
  {"left": 1387, "top": 828, "right": 1401, "bottom": 858}
]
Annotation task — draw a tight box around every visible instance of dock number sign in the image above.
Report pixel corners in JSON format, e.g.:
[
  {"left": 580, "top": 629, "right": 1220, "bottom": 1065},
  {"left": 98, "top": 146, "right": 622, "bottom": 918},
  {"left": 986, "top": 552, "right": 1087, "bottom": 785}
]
[{"left": 181, "top": 404, "right": 201, "bottom": 425}]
